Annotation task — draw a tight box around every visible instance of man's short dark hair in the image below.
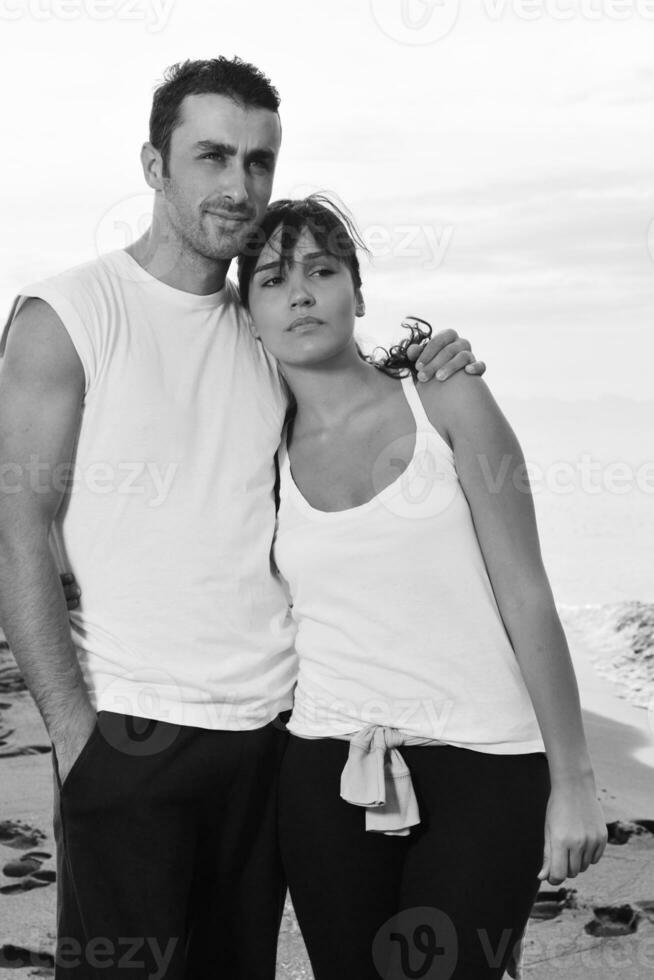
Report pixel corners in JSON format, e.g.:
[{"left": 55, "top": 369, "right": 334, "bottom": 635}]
[{"left": 149, "top": 57, "right": 281, "bottom": 175}]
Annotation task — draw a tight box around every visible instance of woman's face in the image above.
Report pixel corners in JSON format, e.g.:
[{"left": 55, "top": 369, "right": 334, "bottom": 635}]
[{"left": 247, "top": 226, "right": 364, "bottom": 367}]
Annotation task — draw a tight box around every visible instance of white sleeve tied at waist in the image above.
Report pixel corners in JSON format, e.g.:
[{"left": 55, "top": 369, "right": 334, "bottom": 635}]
[{"left": 337, "top": 725, "right": 445, "bottom": 836}]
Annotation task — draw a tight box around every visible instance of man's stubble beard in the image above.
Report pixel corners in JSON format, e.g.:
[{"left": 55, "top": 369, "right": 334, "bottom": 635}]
[{"left": 161, "top": 176, "right": 259, "bottom": 264}]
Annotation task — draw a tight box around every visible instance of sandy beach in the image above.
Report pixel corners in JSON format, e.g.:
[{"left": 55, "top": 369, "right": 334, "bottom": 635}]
[{"left": 2, "top": 607, "right": 654, "bottom": 979}]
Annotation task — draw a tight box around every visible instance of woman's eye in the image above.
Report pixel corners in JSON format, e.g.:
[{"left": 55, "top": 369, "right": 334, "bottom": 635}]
[
  {"left": 262, "top": 276, "right": 283, "bottom": 287},
  {"left": 310, "top": 267, "right": 335, "bottom": 278}
]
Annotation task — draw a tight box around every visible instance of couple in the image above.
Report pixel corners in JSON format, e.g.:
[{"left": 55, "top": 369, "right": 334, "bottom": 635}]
[{"left": 0, "top": 57, "right": 606, "bottom": 979}]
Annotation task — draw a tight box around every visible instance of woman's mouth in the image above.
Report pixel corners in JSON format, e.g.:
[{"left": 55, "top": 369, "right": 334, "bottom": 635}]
[{"left": 287, "top": 316, "right": 324, "bottom": 331}]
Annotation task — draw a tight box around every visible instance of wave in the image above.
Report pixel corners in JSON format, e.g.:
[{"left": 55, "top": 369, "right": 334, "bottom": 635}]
[{"left": 560, "top": 602, "right": 654, "bottom": 708}]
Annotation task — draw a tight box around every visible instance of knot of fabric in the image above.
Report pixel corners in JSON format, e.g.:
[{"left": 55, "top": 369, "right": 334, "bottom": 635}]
[{"left": 339, "top": 725, "right": 425, "bottom": 836}]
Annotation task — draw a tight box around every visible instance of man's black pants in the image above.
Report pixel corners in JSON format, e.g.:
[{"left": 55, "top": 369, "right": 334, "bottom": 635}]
[{"left": 52, "top": 710, "right": 289, "bottom": 979}]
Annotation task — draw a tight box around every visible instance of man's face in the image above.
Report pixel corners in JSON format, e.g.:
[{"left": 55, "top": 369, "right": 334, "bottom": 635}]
[{"left": 161, "top": 93, "right": 281, "bottom": 262}]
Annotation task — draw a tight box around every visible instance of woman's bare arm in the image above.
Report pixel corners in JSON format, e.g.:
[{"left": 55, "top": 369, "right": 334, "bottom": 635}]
[{"left": 418, "top": 372, "right": 607, "bottom": 884}]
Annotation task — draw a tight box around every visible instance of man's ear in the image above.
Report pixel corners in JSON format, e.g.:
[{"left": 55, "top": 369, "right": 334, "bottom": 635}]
[
  {"left": 140, "top": 142, "right": 165, "bottom": 191},
  {"left": 355, "top": 288, "right": 365, "bottom": 318}
]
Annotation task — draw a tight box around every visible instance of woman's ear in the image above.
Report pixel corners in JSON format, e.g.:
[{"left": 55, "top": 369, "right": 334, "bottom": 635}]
[
  {"left": 247, "top": 314, "right": 260, "bottom": 340},
  {"left": 355, "top": 288, "right": 365, "bottom": 318}
]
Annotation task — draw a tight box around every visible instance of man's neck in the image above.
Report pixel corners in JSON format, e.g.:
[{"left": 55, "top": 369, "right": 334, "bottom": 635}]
[{"left": 126, "top": 228, "right": 231, "bottom": 296}]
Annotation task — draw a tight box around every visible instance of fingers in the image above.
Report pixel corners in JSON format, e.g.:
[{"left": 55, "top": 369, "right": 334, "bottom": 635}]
[
  {"left": 405, "top": 344, "right": 422, "bottom": 363},
  {"left": 60, "top": 572, "right": 81, "bottom": 610},
  {"left": 416, "top": 335, "right": 470, "bottom": 374},
  {"left": 545, "top": 842, "right": 569, "bottom": 886},
  {"left": 417, "top": 347, "right": 476, "bottom": 383},
  {"left": 590, "top": 827, "right": 609, "bottom": 865},
  {"left": 464, "top": 360, "right": 486, "bottom": 376}
]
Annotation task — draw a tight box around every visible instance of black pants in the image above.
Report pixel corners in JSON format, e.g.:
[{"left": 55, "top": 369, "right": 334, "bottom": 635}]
[
  {"left": 278, "top": 735, "right": 550, "bottom": 980},
  {"left": 52, "top": 710, "right": 288, "bottom": 979}
]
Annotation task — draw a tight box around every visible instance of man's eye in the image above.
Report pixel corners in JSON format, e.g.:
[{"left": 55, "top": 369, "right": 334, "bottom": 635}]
[
  {"left": 250, "top": 160, "right": 271, "bottom": 173},
  {"left": 201, "top": 152, "right": 224, "bottom": 161}
]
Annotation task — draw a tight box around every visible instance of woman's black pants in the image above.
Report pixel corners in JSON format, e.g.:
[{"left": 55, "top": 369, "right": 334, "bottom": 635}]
[{"left": 278, "top": 734, "right": 550, "bottom": 980}]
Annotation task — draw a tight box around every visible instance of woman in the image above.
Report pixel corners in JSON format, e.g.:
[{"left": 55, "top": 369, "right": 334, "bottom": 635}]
[{"left": 236, "top": 195, "right": 607, "bottom": 980}]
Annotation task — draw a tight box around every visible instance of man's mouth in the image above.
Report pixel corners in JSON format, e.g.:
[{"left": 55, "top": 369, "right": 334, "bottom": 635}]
[
  {"left": 205, "top": 210, "right": 251, "bottom": 224},
  {"left": 287, "top": 316, "right": 324, "bottom": 331}
]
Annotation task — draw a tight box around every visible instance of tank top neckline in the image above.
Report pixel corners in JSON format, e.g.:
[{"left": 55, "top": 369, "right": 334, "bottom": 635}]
[
  {"left": 105, "top": 250, "right": 231, "bottom": 311},
  {"left": 282, "top": 374, "right": 453, "bottom": 519}
]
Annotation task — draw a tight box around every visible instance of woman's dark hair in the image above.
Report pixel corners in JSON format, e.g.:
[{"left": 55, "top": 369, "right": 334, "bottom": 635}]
[
  {"left": 237, "top": 194, "right": 432, "bottom": 379},
  {"left": 150, "top": 57, "right": 280, "bottom": 176}
]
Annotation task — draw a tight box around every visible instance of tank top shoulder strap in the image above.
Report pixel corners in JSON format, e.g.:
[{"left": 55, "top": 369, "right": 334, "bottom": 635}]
[{"left": 400, "top": 374, "right": 454, "bottom": 461}]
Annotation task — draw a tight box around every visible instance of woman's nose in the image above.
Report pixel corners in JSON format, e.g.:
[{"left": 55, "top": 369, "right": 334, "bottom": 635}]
[{"left": 290, "top": 287, "right": 315, "bottom": 309}]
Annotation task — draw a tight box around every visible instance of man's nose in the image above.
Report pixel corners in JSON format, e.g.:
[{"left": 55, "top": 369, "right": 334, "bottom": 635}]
[{"left": 220, "top": 168, "right": 248, "bottom": 206}]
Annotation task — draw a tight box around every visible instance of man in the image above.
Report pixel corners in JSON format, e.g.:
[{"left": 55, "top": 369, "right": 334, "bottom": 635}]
[{"left": 0, "top": 58, "right": 485, "bottom": 978}]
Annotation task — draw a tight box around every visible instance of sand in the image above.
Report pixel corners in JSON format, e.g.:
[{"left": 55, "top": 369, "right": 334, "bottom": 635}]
[{"left": 1, "top": 614, "right": 653, "bottom": 979}]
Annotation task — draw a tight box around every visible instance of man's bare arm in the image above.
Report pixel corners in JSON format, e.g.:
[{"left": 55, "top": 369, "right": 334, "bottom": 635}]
[{"left": 0, "top": 298, "right": 95, "bottom": 780}]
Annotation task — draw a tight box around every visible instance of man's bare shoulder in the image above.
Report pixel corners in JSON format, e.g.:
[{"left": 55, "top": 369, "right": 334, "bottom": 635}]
[{"left": 4, "top": 298, "right": 83, "bottom": 389}]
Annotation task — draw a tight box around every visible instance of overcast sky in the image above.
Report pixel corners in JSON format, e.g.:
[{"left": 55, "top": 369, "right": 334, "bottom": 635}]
[{"left": 2, "top": 0, "right": 653, "bottom": 400}]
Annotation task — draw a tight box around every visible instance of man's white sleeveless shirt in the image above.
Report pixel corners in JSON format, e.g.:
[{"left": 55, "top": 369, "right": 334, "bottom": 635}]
[{"left": 1, "top": 250, "right": 297, "bottom": 730}]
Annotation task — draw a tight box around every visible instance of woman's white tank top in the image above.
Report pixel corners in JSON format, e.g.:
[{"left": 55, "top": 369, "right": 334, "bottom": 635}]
[{"left": 274, "top": 375, "right": 545, "bottom": 754}]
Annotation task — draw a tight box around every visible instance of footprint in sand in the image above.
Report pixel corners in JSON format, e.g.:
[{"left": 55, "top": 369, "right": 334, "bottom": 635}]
[
  {"left": 0, "top": 875, "right": 54, "bottom": 894},
  {"left": 0, "top": 820, "right": 46, "bottom": 851},
  {"left": 607, "top": 819, "right": 654, "bottom": 844},
  {"left": 0, "top": 743, "right": 52, "bottom": 758},
  {"left": 584, "top": 904, "right": 641, "bottom": 937},
  {"left": 3, "top": 850, "right": 53, "bottom": 878},
  {"left": 529, "top": 887, "right": 577, "bottom": 921},
  {"left": 1, "top": 846, "right": 55, "bottom": 893},
  {"left": 0, "top": 944, "right": 54, "bottom": 969},
  {"left": 635, "top": 900, "right": 654, "bottom": 922}
]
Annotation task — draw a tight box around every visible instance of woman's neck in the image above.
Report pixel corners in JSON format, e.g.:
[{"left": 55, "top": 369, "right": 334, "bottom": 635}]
[{"left": 281, "top": 346, "right": 396, "bottom": 433}]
